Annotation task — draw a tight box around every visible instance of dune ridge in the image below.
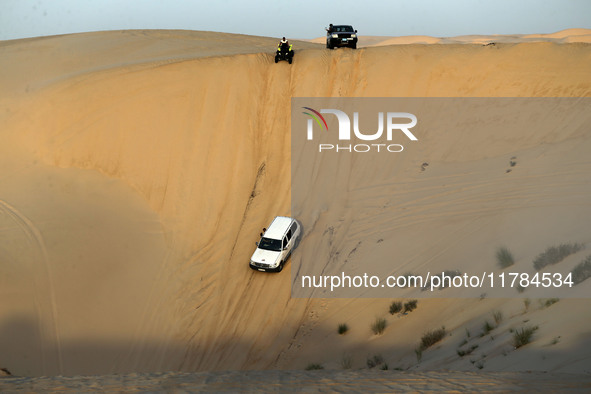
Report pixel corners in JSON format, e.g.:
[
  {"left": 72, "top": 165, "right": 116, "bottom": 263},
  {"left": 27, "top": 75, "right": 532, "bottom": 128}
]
[{"left": 307, "top": 28, "right": 591, "bottom": 46}]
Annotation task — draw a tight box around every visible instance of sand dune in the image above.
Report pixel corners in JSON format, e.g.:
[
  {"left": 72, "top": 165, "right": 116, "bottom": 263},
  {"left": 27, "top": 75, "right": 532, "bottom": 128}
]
[
  {"left": 524, "top": 28, "right": 591, "bottom": 40},
  {"left": 2, "top": 370, "right": 591, "bottom": 392},
  {"left": 1, "top": 29, "right": 590, "bottom": 381},
  {"left": 308, "top": 28, "right": 591, "bottom": 46}
]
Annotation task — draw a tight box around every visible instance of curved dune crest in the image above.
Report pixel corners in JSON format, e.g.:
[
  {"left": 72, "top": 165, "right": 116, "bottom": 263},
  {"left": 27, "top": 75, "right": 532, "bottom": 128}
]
[
  {"left": 308, "top": 28, "right": 591, "bottom": 47},
  {"left": 1, "top": 30, "right": 591, "bottom": 377},
  {"left": 366, "top": 35, "right": 442, "bottom": 45},
  {"left": 525, "top": 28, "right": 591, "bottom": 39}
]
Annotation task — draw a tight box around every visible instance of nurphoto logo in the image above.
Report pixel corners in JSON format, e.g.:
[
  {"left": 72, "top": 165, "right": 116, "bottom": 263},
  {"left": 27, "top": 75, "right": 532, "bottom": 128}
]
[{"left": 302, "top": 106, "right": 418, "bottom": 153}]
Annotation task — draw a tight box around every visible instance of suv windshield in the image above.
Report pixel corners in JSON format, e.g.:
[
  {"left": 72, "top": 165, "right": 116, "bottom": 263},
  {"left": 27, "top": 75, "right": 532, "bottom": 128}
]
[
  {"left": 258, "top": 237, "right": 282, "bottom": 252},
  {"left": 334, "top": 26, "right": 354, "bottom": 33}
]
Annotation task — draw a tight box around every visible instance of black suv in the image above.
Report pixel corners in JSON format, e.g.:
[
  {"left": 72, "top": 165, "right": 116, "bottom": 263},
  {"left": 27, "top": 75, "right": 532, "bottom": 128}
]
[{"left": 326, "top": 25, "right": 358, "bottom": 49}]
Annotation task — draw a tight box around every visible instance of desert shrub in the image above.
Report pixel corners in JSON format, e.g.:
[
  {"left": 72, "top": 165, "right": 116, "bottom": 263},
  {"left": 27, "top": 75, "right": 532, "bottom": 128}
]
[
  {"left": 496, "top": 247, "right": 515, "bottom": 269},
  {"left": 542, "top": 298, "right": 559, "bottom": 308},
  {"left": 533, "top": 243, "right": 584, "bottom": 271},
  {"left": 403, "top": 299, "right": 418, "bottom": 313},
  {"left": 481, "top": 320, "right": 494, "bottom": 336},
  {"left": 338, "top": 323, "right": 349, "bottom": 335},
  {"left": 371, "top": 317, "right": 387, "bottom": 335},
  {"left": 425, "top": 271, "right": 461, "bottom": 290},
  {"left": 571, "top": 255, "right": 591, "bottom": 284},
  {"left": 513, "top": 325, "right": 539, "bottom": 348},
  {"left": 492, "top": 310, "right": 504, "bottom": 325},
  {"left": 419, "top": 326, "right": 447, "bottom": 351},
  {"left": 305, "top": 363, "right": 324, "bottom": 370},
  {"left": 414, "top": 347, "right": 422, "bottom": 362},
  {"left": 389, "top": 301, "right": 403, "bottom": 315},
  {"left": 340, "top": 354, "right": 352, "bottom": 369},
  {"left": 366, "top": 354, "right": 384, "bottom": 369},
  {"left": 440, "top": 270, "right": 461, "bottom": 289},
  {"left": 380, "top": 363, "right": 389, "bottom": 370},
  {"left": 457, "top": 344, "right": 478, "bottom": 357}
]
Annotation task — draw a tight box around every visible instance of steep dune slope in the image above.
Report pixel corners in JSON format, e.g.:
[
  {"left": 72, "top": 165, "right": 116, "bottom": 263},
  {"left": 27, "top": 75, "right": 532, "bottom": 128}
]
[{"left": 1, "top": 31, "right": 590, "bottom": 376}]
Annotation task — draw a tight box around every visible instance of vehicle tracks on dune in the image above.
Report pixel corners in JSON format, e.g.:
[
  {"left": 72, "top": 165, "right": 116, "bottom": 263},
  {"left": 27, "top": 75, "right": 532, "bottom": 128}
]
[
  {"left": 227, "top": 162, "right": 266, "bottom": 262},
  {"left": 320, "top": 48, "right": 366, "bottom": 96},
  {"left": 175, "top": 161, "right": 269, "bottom": 369},
  {"left": 0, "top": 199, "right": 63, "bottom": 375}
]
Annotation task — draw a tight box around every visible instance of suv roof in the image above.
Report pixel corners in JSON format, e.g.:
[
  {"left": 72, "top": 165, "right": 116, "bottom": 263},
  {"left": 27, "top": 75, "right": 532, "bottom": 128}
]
[
  {"left": 263, "top": 216, "right": 293, "bottom": 240},
  {"left": 332, "top": 25, "right": 355, "bottom": 31}
]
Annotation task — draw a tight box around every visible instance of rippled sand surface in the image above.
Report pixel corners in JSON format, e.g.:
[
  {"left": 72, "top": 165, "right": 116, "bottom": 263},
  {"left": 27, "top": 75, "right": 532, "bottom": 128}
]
[{"left": 1, "top": 370, "right": 590, "bottom": 393}]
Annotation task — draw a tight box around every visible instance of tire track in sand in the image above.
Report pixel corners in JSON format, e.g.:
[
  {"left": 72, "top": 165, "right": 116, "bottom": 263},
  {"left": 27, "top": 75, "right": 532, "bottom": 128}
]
[{"left": 0, "top": 199, "right": 63, "bottom": 375}]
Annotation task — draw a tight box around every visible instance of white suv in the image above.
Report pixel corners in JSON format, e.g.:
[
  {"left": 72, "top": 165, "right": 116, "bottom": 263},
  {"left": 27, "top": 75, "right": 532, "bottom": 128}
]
[{"left": 249, "top": 216, "right": 302, "bottom": 272}]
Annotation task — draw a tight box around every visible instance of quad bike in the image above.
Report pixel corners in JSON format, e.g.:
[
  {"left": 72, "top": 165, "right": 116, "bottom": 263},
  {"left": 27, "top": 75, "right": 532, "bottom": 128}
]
[{"left": 275, "top": 43, "right": 294, "bottom": 64}]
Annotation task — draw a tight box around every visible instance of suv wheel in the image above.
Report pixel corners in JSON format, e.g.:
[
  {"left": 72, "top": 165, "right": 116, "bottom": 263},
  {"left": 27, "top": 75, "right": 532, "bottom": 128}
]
[{"left": 277, "top": 261, "right": 284, "bottom": 272}]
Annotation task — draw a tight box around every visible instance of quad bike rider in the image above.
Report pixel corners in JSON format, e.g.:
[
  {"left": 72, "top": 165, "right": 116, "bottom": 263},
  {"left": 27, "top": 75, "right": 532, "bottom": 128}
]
[{"left": 275, "top": 37, "right": 294, "bottom": 64}]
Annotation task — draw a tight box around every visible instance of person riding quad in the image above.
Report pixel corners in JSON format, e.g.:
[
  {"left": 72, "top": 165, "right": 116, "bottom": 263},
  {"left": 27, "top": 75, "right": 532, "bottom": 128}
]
[
  {"left": 275, "top": 37, "right": 294, "bottom": 64},
  {"left": 278, "top": 37, "right": 291, "bottom": 51}
]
